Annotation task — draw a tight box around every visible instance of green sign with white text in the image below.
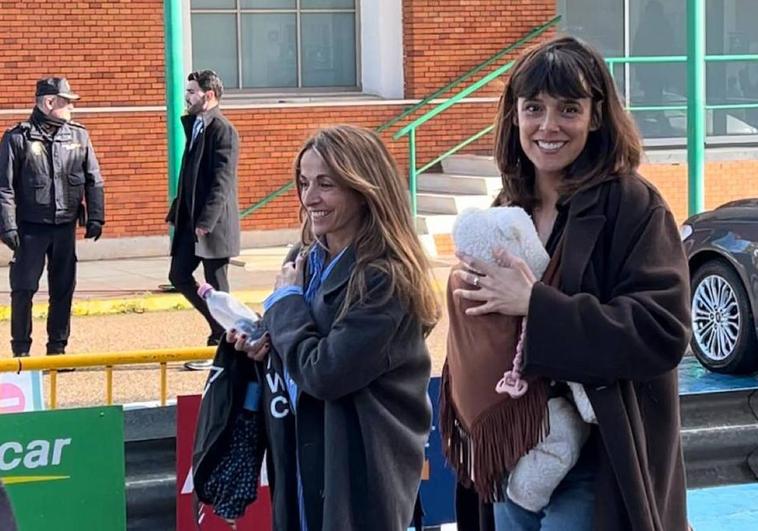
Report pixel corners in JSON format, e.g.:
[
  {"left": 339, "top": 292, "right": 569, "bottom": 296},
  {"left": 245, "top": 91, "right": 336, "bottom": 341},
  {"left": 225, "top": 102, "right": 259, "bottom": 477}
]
[{"left": 0, "top": 406, "right": 126, "bottom": 531}]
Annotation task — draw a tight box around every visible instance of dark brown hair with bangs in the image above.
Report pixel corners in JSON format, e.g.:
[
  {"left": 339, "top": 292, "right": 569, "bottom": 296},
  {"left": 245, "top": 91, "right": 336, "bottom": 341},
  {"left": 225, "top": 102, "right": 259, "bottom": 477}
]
[{"left": 493, "top": 36, "right": 642, "bottom": 210}]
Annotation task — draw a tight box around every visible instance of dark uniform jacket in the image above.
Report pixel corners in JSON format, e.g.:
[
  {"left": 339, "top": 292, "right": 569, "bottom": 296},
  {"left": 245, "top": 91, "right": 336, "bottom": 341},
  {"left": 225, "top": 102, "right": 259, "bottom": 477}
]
[
  {"left": 0, "top": 116, "right": 105, "bottom": 232},
  {"left": 167, "top": 106, "right": 240, "bottom": 259},
  {"left": 263, "top": 246, "right": 432, "bottom": 531},
  {"left": 523, "top": 175, "right": 691, "bottom": 531}
]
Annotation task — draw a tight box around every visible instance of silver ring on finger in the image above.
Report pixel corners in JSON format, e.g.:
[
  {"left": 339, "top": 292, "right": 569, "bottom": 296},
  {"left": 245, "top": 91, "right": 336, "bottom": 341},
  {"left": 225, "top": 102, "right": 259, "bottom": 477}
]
[{"left": 473, "top": 275, "right": 480, "bottom": 287}]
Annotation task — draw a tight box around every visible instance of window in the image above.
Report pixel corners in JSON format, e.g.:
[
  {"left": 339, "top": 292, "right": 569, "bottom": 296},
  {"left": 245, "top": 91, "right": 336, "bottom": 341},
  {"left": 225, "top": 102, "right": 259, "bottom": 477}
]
[
  {"left": 190, "top": 0, "right": 359, "bottom": 92},
  {"left": 705, "top": 0, "right": 758, "bottom": 137},
  {"left": 558, "top": 0, "right": 758, "bottom": 141}
]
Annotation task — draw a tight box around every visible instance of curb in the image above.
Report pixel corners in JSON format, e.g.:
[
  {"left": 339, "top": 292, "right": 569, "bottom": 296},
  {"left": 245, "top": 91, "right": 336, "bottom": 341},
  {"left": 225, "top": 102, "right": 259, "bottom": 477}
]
[
  {"left": 0, "top": 276, "right": 451, "bottom": 321},
  {"left": 0, "top": 290, "right": 272, "bottom": 321}
]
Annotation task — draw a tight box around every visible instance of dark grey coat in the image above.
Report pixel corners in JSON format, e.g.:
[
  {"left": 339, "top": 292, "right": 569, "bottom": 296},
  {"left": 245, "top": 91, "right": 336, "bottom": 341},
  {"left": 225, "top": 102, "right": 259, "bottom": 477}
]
[
  {"left": 263, "top": 247, "right": 432, "bottom": 531},
  {"left": 167, "top": 106, "right": 240, "bottom": 259},
  {"left": 524, "top": 174, "right": 691, "bottom": 531}
]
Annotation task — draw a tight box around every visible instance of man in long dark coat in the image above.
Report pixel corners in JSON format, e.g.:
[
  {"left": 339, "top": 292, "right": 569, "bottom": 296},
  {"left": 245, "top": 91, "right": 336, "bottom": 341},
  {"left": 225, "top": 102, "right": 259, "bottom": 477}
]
[{"left": 166, "top": 70, "right": 240, "bottom": 370}]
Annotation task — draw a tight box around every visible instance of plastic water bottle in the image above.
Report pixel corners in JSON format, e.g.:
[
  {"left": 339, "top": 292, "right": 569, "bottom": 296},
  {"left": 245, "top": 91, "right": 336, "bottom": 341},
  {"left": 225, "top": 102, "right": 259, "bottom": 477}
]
[{"left": 197, "top": 283, "right": 263, "bottom": 340}]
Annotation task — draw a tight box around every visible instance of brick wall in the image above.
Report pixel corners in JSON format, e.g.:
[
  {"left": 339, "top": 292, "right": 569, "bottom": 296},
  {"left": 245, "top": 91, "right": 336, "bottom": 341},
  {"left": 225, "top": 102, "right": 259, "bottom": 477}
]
[
  {"left": 0, "top": 0, "right": 165, "bottom": 108},
  {"left": 1, "top": 0, "right": 755, "bottom": 242},
  {"left": 640, "top": 159, "right": 758, "bottom": 223},
  {"left": 3, "top": 100, "right": 499, "bottom": 237},
  {"left": 0, "top": 0, "right": 557, "bottom": 107},
  {"left": 402, "top": 0, "right": 556, "bottom": 97},
  {"left": 5, "top": 100, "right": 752, "bottom": 240}
]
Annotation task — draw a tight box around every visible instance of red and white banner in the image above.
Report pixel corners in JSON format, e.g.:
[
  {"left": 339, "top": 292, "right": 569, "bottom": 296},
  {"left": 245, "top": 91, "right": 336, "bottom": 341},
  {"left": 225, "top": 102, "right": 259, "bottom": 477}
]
[
  {"left": 176, "top": 394, "right": 272, "bottom": 530},
  {"left": 0, "top": 371, "right": 44, "bottom": 414}
]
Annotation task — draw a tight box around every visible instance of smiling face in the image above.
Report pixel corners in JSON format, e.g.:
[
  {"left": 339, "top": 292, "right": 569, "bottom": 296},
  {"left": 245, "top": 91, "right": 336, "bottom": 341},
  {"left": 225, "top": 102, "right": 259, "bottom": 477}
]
[
  {"left": 516, "top": 92, "right": 595, "bottom": 183},
  {"left": 298, "top": 148, "right": 365, "bottom": 253}
]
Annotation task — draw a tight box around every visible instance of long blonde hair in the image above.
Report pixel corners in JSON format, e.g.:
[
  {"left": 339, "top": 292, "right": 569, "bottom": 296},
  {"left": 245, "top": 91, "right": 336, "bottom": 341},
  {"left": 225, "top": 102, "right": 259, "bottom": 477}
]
[{"left": 294, "top": 125, "right": 440, "bottom": 332}]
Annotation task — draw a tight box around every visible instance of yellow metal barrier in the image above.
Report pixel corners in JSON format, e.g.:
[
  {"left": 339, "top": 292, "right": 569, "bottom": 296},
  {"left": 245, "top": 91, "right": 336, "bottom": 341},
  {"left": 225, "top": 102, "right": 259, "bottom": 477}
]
[{"left": 0, "top": 347, "right": 216, "bottom": 408}]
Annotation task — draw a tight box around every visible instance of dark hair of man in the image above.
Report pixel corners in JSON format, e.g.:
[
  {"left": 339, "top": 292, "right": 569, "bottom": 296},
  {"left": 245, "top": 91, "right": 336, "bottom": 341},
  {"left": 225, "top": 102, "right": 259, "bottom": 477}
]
[
  {"left": 188, "top": 70, "right": 224, "bottom": 101},
  {"left": 492, "top": 36, "right": 642, "bottom": 210}
]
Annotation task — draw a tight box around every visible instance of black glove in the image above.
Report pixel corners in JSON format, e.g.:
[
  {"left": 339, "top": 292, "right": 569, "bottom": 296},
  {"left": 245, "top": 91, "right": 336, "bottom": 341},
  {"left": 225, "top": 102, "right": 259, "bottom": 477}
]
[
  {"left": 84, "top": 221, "right": 102, "bottom": 241},
  {"left": 0, "top": 230, "right": 19, "bottom": 251}
]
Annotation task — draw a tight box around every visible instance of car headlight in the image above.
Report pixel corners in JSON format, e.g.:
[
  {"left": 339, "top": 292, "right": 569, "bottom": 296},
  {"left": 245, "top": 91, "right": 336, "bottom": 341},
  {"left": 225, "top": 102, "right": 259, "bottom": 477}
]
[{"left": 680, "top": 224, "right": 693, "bottom": 241}]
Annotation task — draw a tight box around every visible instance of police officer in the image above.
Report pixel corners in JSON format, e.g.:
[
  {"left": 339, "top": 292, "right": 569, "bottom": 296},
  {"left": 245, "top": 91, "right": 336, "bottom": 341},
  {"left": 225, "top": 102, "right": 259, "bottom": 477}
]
[{"left": 0, "top": 77, "right": 105, "bottom": 358}]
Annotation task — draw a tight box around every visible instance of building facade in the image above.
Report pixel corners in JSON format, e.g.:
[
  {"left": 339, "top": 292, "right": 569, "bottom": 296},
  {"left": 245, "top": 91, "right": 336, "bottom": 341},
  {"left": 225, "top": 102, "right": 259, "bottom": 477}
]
[{"left": 1, "top": 0, "right": 756, "bottom": 253}]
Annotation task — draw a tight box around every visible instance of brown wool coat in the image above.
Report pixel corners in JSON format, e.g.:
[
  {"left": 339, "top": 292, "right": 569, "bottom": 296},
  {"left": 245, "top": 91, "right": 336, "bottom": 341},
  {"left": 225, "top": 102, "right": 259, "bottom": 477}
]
[{"left": 523, "top": 175, "right": 691, "bottom": 531}]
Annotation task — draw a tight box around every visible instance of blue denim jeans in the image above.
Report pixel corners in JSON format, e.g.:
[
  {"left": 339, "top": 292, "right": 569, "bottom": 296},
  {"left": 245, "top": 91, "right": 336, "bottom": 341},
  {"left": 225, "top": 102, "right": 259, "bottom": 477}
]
[{"left": 493, "top": 450, "right": 596, "bottom": 531}]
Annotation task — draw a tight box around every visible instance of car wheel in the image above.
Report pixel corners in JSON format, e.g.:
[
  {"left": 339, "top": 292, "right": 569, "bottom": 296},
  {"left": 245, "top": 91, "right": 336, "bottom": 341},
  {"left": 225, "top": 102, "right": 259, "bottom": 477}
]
[{"left": 690, "top": 260, "right": 758, "bottom": 374}]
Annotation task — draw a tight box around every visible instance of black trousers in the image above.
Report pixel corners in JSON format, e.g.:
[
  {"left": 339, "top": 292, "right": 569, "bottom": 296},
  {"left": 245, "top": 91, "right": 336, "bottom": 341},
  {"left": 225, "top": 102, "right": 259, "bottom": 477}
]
[
  {"left": 456, "top": 481, "right": 495, "bottom": 531},
  {"left": 10, "top": 221, "right": 77, "bottom": 355},
  {"left": 168, "top": 221, "right": 229, "bottom": 339}
]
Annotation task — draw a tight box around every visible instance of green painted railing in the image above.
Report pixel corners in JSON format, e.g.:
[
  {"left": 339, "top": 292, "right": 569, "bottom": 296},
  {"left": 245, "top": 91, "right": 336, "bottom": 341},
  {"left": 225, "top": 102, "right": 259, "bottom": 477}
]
[
  {"left": 376, "top": 15, "right": 561, "bottom": 135},
  {"left": 238, "top": 16, "right": 560, "bottom": 220},
  {"left": 391, "top": 17, "right": 560, "bottom": 215},
  {"left": 395, "top": 47, "right": 758, "bottom": 217},
  {"left": 606, "top": 54, "right": 758, "bottom": 112},
  {"left": 607, "top": 47, "right": 758, "bottom": 214},
  {"left": 238, "top": 15, "right": 758, "bottom": 221},
  {"left": 396, "top": 58, "right": 517, "bottom": 216},
  {"left": 238, "top": 181, "right": 295, "bottom": 218}
]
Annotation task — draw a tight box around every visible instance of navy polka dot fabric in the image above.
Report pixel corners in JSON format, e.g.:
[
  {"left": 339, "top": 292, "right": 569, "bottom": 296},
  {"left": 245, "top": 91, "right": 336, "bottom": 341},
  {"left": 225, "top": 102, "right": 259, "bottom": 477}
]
[{"left": 201, "top": 411, "right": 261, "bottom": 520}]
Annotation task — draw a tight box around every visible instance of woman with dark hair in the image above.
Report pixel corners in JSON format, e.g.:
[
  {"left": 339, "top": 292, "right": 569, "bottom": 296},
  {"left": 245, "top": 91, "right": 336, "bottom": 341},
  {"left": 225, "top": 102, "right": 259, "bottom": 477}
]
[
  {"left": 229, "top": 124, "right": 440, "bottom": 531},
  {"left": 448, "top": 36, "right": 691, "bottom": 530}
]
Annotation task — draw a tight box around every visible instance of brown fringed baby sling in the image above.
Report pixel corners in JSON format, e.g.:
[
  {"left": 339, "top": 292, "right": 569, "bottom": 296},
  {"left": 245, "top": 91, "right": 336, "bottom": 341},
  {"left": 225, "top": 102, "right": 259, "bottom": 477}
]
[{"left": 439, "top": 249, "right": 563, "bottom": 501}]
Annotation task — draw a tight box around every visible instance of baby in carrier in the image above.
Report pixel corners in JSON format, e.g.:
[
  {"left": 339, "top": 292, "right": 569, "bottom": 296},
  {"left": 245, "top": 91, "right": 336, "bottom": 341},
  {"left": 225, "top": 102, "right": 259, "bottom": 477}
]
[{"left": 452, "top": 205, "right": 597, "bottom": 513}]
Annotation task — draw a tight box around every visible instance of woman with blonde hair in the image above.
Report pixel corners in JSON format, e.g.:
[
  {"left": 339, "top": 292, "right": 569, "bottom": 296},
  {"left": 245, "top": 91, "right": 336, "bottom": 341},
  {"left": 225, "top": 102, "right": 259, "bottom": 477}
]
[{"left": 229, "top": 124, "right": 439, "bottom": 531}]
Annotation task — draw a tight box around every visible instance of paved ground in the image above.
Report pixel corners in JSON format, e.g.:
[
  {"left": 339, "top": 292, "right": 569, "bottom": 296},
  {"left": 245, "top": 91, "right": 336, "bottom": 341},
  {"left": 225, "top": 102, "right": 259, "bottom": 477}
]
[
  {"left": 0, "top": 308, "right": 450, "bottom": 410},
  {"left": 0, "top": 246, "right": 453, "bottom": 409}
]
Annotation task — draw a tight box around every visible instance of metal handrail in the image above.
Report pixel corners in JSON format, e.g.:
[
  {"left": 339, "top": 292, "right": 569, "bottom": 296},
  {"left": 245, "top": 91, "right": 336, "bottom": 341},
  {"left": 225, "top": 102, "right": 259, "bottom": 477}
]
[
  {"left": 389, "top": 17, "right": 560, "bottom": 214},
  {"left": 606, "top": 54, "right": 758, "bottom": 112},
  {"left": 417, "top": 124, "right": 495, "bottom": 176},
  {"left": 237, "top": 35, "right": 758, "bottom": 220},
  {"left": 397, "top": 58, "right": 515, "bottom": 212},
  {"left": 239, "top": 181, "right": 294, "bottom": 219},
  {"left": 236, "top": 17, "right": 560, "bottom": 219},
  {"left": 394, "top": 61, "right": 513, "bottom": 140},
  {"left": 376, "top": 15, "right": 561, "bottom": 134},
  {"left": 606, "top": 54, "right": 758, "bottom": 65},
  {"left": 396, "top": 48, "right": 758, "bottom": 216},
  {"left": 0, "top": 347, "right": 215, "bottom": 409}
]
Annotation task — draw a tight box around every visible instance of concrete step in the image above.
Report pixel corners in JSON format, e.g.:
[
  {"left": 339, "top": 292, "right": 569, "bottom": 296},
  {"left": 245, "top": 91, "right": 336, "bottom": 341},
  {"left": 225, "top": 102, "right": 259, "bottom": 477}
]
[
  {"left": 417, "top": 192, "right": 493, "bottom": 215},
  {"left": 417, "top": 233, "right": 438, "bottom": 258},
  {"left": 442, "top": 154, "right": 499, "bottom": 177},
  {"left": 229, "top": 245, "right": 292, "bottom": 270},
  {"left": 417, "top": 172, "right": 502, "bottom": 195},
  {"left": 415, "top": 213, "right": 458, "bottom": 235}
]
